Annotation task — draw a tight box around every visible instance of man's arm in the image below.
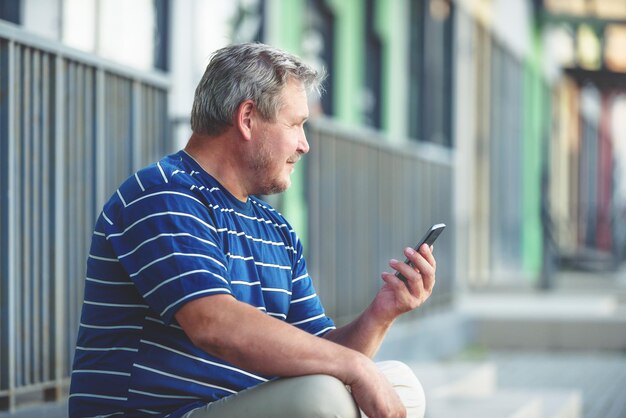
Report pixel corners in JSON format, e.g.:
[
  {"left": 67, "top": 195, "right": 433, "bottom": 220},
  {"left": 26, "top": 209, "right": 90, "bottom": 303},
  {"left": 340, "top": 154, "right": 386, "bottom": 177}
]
[
  {"left": 324, "top": 244, "right": 437, "bottom": 357},
  {"left": 175, "top": 294, "right": 406, "bottom": 418},
  {"left": 177, "top": 294, "right": 357, "bottom": 379}
]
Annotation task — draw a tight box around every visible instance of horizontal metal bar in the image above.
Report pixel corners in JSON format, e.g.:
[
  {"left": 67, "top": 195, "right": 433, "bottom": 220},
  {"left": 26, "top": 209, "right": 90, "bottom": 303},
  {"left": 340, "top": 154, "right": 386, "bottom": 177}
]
[
  {"left": 308, "top": 117, "right": 454, "bottom": 166},
  {"left": 0, "top": 20, "right": 169, "bottom": 88},
  {"left": 0, "top": 377, "right": 70, "bottom": 396}
]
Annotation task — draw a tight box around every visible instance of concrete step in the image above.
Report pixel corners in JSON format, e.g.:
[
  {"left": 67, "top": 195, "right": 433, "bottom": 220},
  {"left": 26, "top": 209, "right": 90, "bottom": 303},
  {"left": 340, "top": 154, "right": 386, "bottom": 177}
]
[
  {"left": 536, "top": 390, "right": 582, "bottom": 418},
  {"left": 472, "top": 316, "right": 626, "bottom": 350},
  {"left": 425, "top": 389, "right": 581, "bottom": 418},
  {"left": 411, "top": 361, "right": 581, "bottom": 418},
  {"left": 425, "top": 391, "right": 542, "bottom": 418},
  {"left": 459, "top": 293, "right": 626, "bottom": 350},
  {"left": 411, "top": 361, "right": 497, "bottom": 397}
]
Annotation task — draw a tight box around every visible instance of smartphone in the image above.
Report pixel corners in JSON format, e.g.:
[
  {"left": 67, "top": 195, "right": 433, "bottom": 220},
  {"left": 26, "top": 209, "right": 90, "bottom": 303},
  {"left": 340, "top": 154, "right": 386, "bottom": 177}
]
[{"left": 395, "top": 223, "right": 446, "bottom": 284}]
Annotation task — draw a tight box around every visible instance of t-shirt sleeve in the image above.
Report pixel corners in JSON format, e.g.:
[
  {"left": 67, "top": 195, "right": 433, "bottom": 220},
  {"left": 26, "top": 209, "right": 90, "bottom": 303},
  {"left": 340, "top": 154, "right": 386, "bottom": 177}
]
[
  {"left": 106, "top": 185, "right": 232, "bottom": 324},
  {"left": 286, "top": 236, "right": 336, "bottom": 336}
]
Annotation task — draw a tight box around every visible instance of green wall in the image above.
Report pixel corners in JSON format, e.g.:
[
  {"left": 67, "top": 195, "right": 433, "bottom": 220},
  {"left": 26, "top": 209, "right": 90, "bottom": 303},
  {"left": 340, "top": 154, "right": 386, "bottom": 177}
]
[
  {"left": 521, "top": 23, "right": 546, "bottom": 279},
  {"left": 377, "top": 0, "right": 410, "bottom": 141},
  {"left": 327, "top": 0, "right": 365, "bottom": 125}
]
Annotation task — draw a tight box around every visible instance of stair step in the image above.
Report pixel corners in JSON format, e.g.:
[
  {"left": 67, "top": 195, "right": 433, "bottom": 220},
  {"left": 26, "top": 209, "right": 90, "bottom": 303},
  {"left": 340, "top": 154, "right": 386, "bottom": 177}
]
[
  {"left": 472, "top": 316, "right": 626, "bottom": 350},
  {"left": 459, "top": 294, "right": 626, "bottom": 350},
  {"left": 411, "top": 361, "right": 497, "bottom": 397},
  {"left": 425, "top": 391, "right": 542, "bottom": 418},
  {"left": 536, "top": 390, "right": 582, "bottom": 418},
  {"left": 409, "top": 361, "right": 582, "bottom": 418}
]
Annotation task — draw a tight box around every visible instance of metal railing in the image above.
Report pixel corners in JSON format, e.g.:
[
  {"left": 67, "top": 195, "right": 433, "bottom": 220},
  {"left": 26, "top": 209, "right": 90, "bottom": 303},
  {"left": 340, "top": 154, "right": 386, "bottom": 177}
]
[
  {"left": 0, "top": 21, "right": 170, "bottom": 411},
  {"left": 305, "top": 119, "right": 455, "bottom": 325}
]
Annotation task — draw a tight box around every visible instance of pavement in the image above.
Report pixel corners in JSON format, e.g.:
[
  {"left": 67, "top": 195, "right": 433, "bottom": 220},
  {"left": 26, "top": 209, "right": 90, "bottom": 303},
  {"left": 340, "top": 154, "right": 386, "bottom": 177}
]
[
  {"left": 486, "top": 351, "right": 626, "bottom": 418},
  {"left": 0, "top": 403, "right": 67, "bottom": 418}
]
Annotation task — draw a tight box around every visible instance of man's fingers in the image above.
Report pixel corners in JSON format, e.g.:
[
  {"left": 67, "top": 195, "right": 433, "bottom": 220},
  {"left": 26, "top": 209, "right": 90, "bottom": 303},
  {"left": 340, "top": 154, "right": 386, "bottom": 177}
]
[
  {"left": 388, "top": 260, "right": 425, "bottom": 296},
  {"left": 403, "top": 245, "right": 435, "bottom": 276},
  {"left": 420, "top": 244, "right": 437, "bottom": 269},
  {"left": 402, "top": 246, "right": 436, "bottom": 293}
]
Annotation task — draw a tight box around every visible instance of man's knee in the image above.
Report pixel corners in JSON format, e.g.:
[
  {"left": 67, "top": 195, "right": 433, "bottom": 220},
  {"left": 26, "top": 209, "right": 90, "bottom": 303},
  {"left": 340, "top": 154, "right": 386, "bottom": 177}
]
[
  {"left": 281, "top": 374, "right": 360, "bottom": 418},
  {"left": 377, "top": 361, "right": 426, "bottom": 418}
]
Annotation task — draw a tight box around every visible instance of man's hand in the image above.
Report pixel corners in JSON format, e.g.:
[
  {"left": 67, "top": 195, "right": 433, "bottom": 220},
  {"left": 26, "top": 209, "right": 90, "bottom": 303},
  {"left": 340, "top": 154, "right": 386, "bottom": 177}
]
[
  {"left": 345, "top": 356, "right": 407, "bottom": 418},
  {"left": 324, "top": 244, "right": 437, "bottom": 358},
  {"left": 373, "top": 244, "right": 437, "bottom": 324}
]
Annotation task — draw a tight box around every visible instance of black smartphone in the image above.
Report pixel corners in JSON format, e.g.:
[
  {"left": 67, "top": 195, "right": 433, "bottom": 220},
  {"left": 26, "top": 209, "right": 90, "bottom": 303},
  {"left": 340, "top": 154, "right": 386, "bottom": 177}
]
[{"left": 395, "top": 223, "right": 446, "bottom": 284}]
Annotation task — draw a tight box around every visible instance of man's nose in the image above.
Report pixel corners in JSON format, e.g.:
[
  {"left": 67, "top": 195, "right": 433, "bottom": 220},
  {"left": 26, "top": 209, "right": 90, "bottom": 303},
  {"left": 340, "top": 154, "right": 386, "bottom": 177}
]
[{"left": 298, "top": 130, "right": 310, "bottom": 155}]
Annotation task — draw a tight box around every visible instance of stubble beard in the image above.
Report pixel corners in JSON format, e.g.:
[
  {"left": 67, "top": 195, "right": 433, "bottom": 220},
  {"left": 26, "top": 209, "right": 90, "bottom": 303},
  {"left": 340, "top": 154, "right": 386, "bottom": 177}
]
[{"left": 249, "top": 141, "right": 296, "bottom": 196}]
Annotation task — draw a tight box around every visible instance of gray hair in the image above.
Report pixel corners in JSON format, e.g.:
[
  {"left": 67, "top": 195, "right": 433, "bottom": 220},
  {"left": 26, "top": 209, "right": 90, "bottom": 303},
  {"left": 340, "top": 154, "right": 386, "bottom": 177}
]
[{"left": 191, "top": 43, "right": 324, "bottom": 136}]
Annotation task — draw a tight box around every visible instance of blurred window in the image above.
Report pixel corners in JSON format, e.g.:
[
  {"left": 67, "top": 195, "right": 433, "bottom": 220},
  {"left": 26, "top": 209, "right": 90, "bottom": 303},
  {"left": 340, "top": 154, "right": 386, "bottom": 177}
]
[
  {"left": 489, "top": 40, "right": 524, "bottom": 274},
  {"left": 0, "top": 0, "right": 21, "bottom": 24},
  {"left": 305, "top": 0, "right": 335, "bottom": 116},
  {"left": 408, "top": 0, "right": 454, "bottom": 147},
  {"left": 604, "top": 24, "right": 626, "bottom": 72},
  {"left": 232, "top": 0, "right": 265, "bottom": 43},
  {"left": 154, "top": 0, "right": 169, "bottom": 71},
  {"left": 63, "top": 0, "right": 156, "bottom": 71},
  {"left": 1, "top": 0, "right": 170, "bottom": 72},
  {"left": 363, "top": 0, "right": 382, "bottom": 129},
  {"left": 579, "top": 84, "right": 601, "bottom": 247}
]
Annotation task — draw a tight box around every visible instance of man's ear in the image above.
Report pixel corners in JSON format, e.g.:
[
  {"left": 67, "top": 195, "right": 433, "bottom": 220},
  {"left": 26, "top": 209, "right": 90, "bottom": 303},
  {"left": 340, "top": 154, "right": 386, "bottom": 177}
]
[{"left": 236, "top": 100, "right": 255, "bottom": 141}]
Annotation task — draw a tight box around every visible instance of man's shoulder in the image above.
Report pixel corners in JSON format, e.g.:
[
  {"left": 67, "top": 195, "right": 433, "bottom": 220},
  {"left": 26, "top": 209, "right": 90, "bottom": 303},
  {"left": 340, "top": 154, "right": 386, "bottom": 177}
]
[
  {"left": 123, "top": 152, "right": 209, "bottom": 198},
  {"left": 132, "top": 152, "right": 196, "bottom": 193},
  {"left": 101, "top": 152, "right": 209, "bottom": 222}
]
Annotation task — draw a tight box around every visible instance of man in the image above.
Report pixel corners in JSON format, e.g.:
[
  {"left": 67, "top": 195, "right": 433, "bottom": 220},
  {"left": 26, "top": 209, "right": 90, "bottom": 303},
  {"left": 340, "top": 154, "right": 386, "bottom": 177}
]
[{"left": 69, "top": 43, "right": 436, "bottom": 418}]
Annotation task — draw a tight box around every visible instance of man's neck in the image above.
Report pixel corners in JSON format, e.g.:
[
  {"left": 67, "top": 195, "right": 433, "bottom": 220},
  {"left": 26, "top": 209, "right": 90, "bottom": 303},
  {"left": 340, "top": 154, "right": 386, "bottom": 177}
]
[{"left": 184, "top": 132, "right": 251, "bottom": 202}]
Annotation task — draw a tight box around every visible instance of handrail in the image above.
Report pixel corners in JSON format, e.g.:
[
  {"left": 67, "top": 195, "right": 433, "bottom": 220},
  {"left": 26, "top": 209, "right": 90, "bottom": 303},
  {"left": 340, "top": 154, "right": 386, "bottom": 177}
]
[{"left": 0, "top": 20, "right": 169, "bottom": 88}]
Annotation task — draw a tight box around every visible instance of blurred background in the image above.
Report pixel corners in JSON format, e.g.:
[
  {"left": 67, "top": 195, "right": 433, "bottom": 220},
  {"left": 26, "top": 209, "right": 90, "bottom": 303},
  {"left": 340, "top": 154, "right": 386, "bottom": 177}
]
[{"left": 1, "top": 0, "right": 625, "bottom": 417}]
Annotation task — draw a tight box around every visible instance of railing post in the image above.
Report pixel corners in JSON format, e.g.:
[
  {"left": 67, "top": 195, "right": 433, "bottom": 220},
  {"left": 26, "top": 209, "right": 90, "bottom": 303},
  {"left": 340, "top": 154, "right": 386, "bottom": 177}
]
[
  {"left": 0, "top": 38, "right": 7, "bottom": 411},
  {"left": 132, "top": 80, "right": 143, "bottom": 171},
  {"left": 5, "top": 37, "right": 17, "bottom": 413},
  {"left": 0, "top": 40, "right": 7, "bottom": 412},
  {"left": 95, "top": 68, "right": 106, "bottom": 215},
  {"left": 53, "top": 52, "right": 66, "bottom": 402}
]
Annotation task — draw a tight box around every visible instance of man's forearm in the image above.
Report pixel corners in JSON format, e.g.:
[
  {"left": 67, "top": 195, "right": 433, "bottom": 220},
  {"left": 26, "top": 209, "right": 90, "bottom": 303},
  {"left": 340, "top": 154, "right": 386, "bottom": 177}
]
[{"left": 323, "top": 304, "right": 394, "bottom": 358}]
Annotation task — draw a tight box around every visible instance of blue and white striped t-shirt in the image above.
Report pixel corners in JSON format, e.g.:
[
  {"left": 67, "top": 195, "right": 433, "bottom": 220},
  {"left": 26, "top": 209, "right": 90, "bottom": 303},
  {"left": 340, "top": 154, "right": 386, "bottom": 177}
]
[{"left": 69, "top": 150, "right": 336, "bottom": 417}]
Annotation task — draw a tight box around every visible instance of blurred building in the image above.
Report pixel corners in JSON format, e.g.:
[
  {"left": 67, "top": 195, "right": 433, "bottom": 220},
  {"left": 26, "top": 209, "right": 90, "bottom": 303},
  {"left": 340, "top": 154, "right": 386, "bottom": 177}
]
[
  {"left": 537, "top": 0, "right": 626, "bottom": 274},
  {"left": 1, "top": 0, "right": 625, "bottom": 412}
]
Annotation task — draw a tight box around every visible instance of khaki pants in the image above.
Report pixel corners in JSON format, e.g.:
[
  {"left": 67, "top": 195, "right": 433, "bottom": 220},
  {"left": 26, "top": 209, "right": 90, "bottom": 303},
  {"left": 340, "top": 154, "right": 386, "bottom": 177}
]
[{"left": 183, "top": 361, "right": 425, "bottom": 418}]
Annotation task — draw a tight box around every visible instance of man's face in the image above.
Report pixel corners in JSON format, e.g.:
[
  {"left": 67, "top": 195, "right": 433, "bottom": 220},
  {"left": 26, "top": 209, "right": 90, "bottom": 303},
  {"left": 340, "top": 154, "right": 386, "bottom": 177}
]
[{"left": 249, "top": 79, "right": 310, "bottom": 196}]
